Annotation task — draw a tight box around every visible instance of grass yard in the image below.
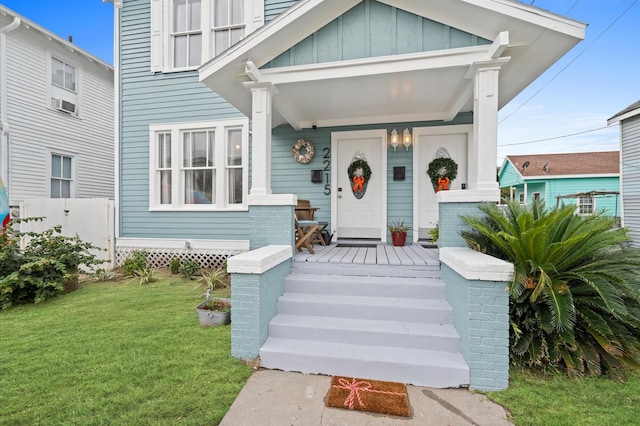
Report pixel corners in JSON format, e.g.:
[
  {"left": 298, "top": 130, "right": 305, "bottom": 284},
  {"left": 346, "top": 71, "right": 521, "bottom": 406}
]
[
  {"left": 0, "top": 273, "right": 253, "bottom": 425},
  {"left": 487, "top": 367, "right": 640, "bottom": 426}
]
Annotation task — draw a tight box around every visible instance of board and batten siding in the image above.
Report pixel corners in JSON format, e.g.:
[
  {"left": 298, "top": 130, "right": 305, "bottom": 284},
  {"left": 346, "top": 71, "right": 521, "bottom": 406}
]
[
  {"left": 266, "top": 0, "right": 490, "bottom": 68},
  {"left": 119, "top": 0, "right": 248, "bottom": 240},
  {"left": 3, "top": 18, "right": 114, "bottom": 204},
  {"left": 621, "top": 115, "right": 640, "bottom": 246}
]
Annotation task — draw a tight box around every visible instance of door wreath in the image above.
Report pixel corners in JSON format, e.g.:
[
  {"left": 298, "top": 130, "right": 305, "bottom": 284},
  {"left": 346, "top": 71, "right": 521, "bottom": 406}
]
[
  {"left": 427, "top": 156, "right": 458, "bottom": 192},
  {"left": 292, "top": 138, "right": 314, "bottom": 164},
  {"left": 348, "top": 155, "right": 372, "bottom": 199}
]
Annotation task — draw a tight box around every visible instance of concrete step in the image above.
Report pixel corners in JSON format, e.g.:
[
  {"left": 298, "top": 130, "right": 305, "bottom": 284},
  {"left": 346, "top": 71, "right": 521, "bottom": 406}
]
[
  {"left": 260, "top": 338, "right": 469, "bottom": 388},
  {"left": 277, "top": 293, "right": 453, "bottom": 324},
  {"left": 285, "top": 272, "right": 446, "bottom": 299},
  {"left": 269, "top": 314, "right": 460, "bottom": 352}
]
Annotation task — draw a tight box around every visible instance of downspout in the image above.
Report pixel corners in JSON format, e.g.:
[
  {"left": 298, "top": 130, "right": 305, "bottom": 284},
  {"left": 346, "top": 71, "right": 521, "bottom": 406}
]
[{"left": 0, "top": 16, "right": 21, "bottom": 189}]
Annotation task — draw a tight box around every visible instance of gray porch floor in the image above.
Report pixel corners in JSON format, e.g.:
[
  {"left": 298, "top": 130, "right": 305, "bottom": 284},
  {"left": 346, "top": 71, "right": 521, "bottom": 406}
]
[{"left": 293, "top": 242, "right": 439, "bottom": 266}]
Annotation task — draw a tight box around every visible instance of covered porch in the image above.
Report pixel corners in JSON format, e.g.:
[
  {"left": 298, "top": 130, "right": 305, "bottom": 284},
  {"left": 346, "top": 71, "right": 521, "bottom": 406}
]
[{"left": 294, "top": 241, "right": 439, "bottom": 266}]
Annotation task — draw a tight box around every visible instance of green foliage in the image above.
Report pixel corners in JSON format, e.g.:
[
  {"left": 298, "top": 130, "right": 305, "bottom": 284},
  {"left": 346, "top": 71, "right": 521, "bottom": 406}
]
[
  {"left": 169, "top": 257, "right": 181, "bottom": 274},
  {"left": 200, "top": 268, "right": 229, "bottom": 292},
  {"left": 462, "top": 200, "right": 640, "bottom": 381},
  {"left": 133, "top": 266, "right": 156, "bottom": 285},
  {"left": 200, "top": 298, "right": 231, "bottom": 313},
  {"left": 181, "top": 258, "right": 200, "bottom": 280},
  {"left": 93, "top": 268, "right": 114, "bottom": 282},
  {"left": 347, "top": 158, "right": 372, "bottom": 182},
  {"left": 428, "top": 222, "right": 439, "bottom": 242},
  {"left": 122, "top": 250, "right": 148, "bottom": 276},
  {"left": 0, "top": 220, "right": 106, "bottom": 309},
  {"left": 387, "top": 220, "right": 410, "bottom": 233},
  {"left": 427, "top": 156, "right": 458, "bottom": 187}
]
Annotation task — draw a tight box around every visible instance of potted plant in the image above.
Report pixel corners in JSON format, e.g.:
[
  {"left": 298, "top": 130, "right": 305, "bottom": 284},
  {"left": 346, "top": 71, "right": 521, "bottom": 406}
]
[
  {"left": 195, "top": 297, "right": 231, "bottom": 326},
  {"left": 427, "top": 156, "right": 458, "bottom": 192},
  {"left": 388, "top": 220, "right": 410, "bottom": 247}
]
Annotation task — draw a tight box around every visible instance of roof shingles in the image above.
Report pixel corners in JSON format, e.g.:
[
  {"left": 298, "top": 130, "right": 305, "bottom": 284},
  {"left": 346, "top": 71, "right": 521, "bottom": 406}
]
[{"left": 506, "top": 151, "right": 619, "bottom": 177}]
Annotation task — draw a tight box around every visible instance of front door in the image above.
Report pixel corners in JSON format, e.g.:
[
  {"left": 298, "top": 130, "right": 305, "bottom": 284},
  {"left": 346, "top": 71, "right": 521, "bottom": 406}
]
[{"left": 331, "top": 130, "right": 387, "bottom": 240}]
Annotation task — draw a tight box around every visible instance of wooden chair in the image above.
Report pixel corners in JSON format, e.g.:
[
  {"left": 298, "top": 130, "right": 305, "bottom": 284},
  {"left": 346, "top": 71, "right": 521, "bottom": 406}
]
[
  {"left": 295, "top": 217, "right": 319, "bottom": 254},
  {"left": 295, "top": 200, "right": 328, "bottom": 246}
]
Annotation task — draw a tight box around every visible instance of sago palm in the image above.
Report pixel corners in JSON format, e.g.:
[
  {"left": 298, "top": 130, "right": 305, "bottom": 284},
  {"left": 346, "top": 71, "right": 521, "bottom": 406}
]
[{"left": 462, "top": 200, "right": 640, "bottom": 380}]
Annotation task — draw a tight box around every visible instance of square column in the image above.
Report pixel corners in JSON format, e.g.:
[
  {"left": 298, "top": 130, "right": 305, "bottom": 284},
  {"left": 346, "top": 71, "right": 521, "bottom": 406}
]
[
  {"left": 471, "top": 65, "right": 501, "bottom": 192},
  {"left": 244, "top": 81, "right": 277, "bottom": 196}
]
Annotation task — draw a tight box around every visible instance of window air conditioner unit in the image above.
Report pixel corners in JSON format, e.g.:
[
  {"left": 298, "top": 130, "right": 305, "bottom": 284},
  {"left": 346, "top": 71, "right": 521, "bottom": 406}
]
[{"left": 55, "top": 99, "right": 76, "bottom": 114}]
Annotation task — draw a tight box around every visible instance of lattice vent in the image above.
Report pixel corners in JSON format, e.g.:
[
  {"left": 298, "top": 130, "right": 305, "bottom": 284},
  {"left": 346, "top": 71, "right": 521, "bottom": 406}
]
[{"left": 115, "top": 247, "right": 245, "bottom": 269}]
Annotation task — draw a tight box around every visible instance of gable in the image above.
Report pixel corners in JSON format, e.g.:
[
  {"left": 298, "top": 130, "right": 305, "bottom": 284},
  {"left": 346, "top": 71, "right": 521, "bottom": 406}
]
[{"left": 266, "top": 0, "right": 490, "bottom": 68}]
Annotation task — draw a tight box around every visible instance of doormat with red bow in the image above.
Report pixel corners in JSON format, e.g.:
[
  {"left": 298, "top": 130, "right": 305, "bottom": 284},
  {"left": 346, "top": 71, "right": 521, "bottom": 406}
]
[{"left": 325, "top": 376, "right": 411, "bottom": 417}]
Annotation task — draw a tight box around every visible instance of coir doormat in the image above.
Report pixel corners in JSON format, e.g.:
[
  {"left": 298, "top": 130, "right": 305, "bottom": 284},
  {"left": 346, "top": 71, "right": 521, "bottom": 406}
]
[{"left": 325, "top": 376, "right": 411, "bottom": 417}]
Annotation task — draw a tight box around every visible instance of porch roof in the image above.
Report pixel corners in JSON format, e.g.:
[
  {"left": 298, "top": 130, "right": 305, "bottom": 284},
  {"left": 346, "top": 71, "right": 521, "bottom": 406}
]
[{"left": 199, "top": 0, "right": 585, "bottom": 130}]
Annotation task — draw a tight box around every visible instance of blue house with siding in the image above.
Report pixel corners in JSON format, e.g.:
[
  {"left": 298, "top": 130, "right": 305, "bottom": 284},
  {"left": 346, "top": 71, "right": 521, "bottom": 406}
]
[
  {"left": 499, "top": 151, "right": 621, "bottom": 219},
  {"left": 110, "top": 0, "right": 584, "bottom": 390}
]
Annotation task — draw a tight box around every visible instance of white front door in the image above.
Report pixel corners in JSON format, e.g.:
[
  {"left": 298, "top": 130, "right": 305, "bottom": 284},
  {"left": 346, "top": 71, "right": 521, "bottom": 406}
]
[
  {"left": 331, "top": 130, "right": 387, "bottom": 240},
  {"left": 413, "top": 125, "right": 471, "bottom": 241}
]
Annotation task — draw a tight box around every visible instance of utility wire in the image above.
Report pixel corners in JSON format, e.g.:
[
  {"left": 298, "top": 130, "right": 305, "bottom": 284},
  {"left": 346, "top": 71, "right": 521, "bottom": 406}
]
[
  {"left": 499, "top": 0, "right": 639, "bottom": 124},
  {"left": 499, "top": 126, "right": 612, "bottom": 147},
  {"left": 566, "top": 0, "right": 580, "bottom": 13}
]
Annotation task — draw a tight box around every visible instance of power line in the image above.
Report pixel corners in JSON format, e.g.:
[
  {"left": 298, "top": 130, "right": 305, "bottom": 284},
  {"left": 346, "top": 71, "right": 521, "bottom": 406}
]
[
  {"left": 566, "top": 0, "right": 581, "bottom": 13},
  {"left": 499, "top": 126, "right": 612, "bottom": 147},
  {"left": 499, "top": 0, "right": 639, "bottom": 124}
]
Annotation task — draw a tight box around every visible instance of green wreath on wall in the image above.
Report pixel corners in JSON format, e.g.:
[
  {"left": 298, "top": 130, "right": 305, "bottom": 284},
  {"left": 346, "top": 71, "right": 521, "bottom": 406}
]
[{"left": 427, "top": 157, "right": 458, "bottom": 187}]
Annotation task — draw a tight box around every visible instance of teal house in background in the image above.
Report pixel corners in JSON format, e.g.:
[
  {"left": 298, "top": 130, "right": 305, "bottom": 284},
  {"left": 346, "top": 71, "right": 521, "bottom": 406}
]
[
  {"left": 109, "top": 0, "right": 585, "bottom": 390},
  {"left": 499, "top": 151, "right": 620, "bottom": 219}
]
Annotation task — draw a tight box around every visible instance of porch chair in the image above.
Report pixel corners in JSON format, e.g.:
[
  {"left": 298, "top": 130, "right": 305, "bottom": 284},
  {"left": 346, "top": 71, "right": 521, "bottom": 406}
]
[
  {"left": 295, "top": 216, "right": 319, "bottom": 254},
  {"left": 295, "top": 199, "right": 328, "bottom": 246}
]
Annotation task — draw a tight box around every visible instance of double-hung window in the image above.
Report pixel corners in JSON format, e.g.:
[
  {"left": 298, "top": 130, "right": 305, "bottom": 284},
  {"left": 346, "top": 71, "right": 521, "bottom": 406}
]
[
  {"left": 51, "top": 154, "right": 73, "bottom": 198},
  {"left": 149, "top": 118, "right": 248, "bottom": 210},
  {"left": 51, "top": 57, "right": 76, "bottom": 92},
  {"left": 151, "top": 0, "right": 264, "bottom": 72}
]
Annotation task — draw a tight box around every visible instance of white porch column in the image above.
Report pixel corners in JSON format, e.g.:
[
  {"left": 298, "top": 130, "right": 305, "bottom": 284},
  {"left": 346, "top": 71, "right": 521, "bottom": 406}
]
[
  {"left": 470, "top": 65, "right": 501, "bottom": 192},
  {"left": 244, "top": 81, "right": 277, "bottom": 196}
]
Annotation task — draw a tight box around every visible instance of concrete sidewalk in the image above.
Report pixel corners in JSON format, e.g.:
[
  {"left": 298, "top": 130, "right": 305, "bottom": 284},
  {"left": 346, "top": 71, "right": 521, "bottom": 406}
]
[{"left": 221, "top": 370, "right": 513, "bottom": 425}]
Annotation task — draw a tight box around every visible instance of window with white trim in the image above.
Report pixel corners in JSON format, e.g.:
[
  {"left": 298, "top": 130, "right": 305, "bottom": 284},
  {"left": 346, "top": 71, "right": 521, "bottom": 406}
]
[
  {"left": 151, "top": 0, "right": 264, "bottom": 72},
  {"left": 149, "top": 118, "right": 248, "bottom": 210},
  {"left": 52, "top": 57, "right": 76, "bottom": 91},
  {"left": 577, "top": 194, "right": 594, "bottom": 215},
  {"left": 49, "top": 56, "right": 80, "bottom": 116},
  {"left": 51, "top": 154, "right": 73, "bottom": 198},
  {"left": 519, "top": 192, "right": 525, "bottom": 204},
  {"left": 533, "top": 192, "right": 541, "bottom": 201}
]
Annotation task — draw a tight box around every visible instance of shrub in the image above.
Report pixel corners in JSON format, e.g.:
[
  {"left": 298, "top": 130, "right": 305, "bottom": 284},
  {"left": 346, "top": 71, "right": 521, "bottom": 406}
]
[
  {"left": 133, "top": 266, "right": 156, "bottom": 285},
  {"left": 0, "top": 220, "right": 106, "bottom": 309},
  {"left": 200, "top": 268, "right": 229, "bottom": 297},
  {"left": 123, "top": 250, "right": 148, "bottom": 276},
  {"left": 181, "top": 259, "right": 200, "bottom": 280},
  {"left": 169, "top": 257, "right": 181, "bottom": 274},
  {"left": 462, "top": 200, "right": 640, "bottom": 381}
]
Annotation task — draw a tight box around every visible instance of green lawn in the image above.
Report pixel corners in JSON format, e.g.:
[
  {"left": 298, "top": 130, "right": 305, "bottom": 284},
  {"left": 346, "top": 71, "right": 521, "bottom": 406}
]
[
  {"left": 487, "top": 367, "right": 640, "bottom": 426},
  {"left": 0, "top": 274, "right": 253, "bottom": 425}
]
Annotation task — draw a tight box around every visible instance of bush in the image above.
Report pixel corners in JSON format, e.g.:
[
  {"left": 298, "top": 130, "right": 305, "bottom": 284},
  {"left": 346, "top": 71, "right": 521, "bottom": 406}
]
[
  {"left": 0, "top": 220, "right": 106, "bottom": 309},
  {"left": 123, "top": 250, "right": 148, "bottom": 276},
  {"left": 462, "top": 200, "right": 640, "bottom": 381},
  {"left": 181, "top": 259, "right": 200, "bottom": 280},
  {"left": 169, "top": 257, "right": 181, "bottom": 274}
]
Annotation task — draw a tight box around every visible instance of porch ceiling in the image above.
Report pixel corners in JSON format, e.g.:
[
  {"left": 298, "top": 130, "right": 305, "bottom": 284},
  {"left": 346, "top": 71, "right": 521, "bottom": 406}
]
[{"left": 199, "top": 0, "right": 585, "bottom": 130}]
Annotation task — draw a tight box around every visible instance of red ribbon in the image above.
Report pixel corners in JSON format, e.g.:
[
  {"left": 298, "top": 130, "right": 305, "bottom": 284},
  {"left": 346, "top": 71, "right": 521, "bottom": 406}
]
[
  {"left": 352, "top": 176, "right": 365, "bottom": 193},
  {"left": 335, "top": 377, "right": 371, "bottom": 409},
  {"left": 436, "top": 177, "right": 450, "bottom": 192}
]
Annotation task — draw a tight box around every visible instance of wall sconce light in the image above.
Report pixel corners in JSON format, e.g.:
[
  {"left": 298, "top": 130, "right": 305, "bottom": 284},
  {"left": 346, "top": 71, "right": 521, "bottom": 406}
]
[
  {"left": 402, "top": 128, "right": 412, "bottom": 150},
  {"left": 389, "top": 129, "right": 399, "bottom": 151}
]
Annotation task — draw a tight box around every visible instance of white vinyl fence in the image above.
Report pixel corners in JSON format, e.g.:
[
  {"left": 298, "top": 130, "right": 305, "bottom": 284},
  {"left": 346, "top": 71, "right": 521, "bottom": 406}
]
[{"left": 19, "top": 198, "right": 115, "bottom": 268}]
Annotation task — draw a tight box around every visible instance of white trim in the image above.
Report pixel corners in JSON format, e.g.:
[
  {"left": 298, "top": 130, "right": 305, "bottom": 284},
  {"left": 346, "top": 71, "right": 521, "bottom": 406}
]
[
  {"left": 116, "top": 237, "right": 250, "bottom": 251},
  {"left": 247, "top": 194, "right": 297, "bottom": 206},
  {"left": 227, "top": 245, "right": 292, "bottom": 274},
  {"left": 440, "top": 247, "right": 513, "bottom": 282},
  {"left": 436, "top": 189, "right": 500, "bottom": 203},
  {"left": 331, "top": 129, "right": 387, "bottom": 241},
  {"left": 519, "top": 173, "right": 619, "bottom": 180},
  {"left": 48, "top": 150, "right": 77, "bottom": 198},
  {"left": 607, "top": 108, "right": 640, "bottom": 125}
]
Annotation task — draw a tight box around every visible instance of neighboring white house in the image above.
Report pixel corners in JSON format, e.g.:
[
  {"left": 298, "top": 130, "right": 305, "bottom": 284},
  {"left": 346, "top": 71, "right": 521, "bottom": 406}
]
[
  {"left": 0, "top": 5, "right": 114, "bottom": 209},
  {"left": 608, "top": 100, "right": 640, "bottom": 247}
]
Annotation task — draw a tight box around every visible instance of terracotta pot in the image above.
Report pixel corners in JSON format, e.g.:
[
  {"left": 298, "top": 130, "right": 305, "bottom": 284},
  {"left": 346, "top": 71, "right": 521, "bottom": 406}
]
[{"left": 391, "top": 232, "right": 407, "bottom": 247}]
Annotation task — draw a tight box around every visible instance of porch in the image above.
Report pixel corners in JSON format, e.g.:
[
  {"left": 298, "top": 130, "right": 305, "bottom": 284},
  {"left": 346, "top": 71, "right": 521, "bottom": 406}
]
[{"left": 293, "top": 241, "right": 439, "bottom": 266}]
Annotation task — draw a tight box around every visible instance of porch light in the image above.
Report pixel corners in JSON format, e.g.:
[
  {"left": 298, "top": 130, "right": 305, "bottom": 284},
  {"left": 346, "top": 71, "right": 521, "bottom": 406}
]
[
  {"left": 402, "top": 128, "right": 412, "bottom": 150},
  {"left": 389, "top": 129, "right": 399, "bottom": 151}
]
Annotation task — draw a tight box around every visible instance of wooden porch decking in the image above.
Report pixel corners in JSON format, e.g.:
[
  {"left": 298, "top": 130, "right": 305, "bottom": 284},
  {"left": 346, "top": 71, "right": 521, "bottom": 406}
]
[{"left": 293, "top": 243, "right": 439, "bottom": 266}]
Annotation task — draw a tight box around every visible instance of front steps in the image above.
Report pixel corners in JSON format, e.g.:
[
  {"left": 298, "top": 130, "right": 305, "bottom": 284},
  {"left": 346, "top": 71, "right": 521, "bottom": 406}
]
[{"left": 259, "top": 262, "right": 469, "bottom": 388}]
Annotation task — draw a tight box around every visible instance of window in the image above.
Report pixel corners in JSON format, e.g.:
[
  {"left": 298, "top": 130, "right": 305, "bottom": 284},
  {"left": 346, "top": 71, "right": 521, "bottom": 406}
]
[
  {"left": 149, "top": 118, "right": 248, "bottom": 210},
  {"left": 51, "top": 57, "right": 76, "bottom": 92},
  {"left": 519, "top": 193, "right": 525, "bottom": 204},
  {"left": 533, "top": 192, "right": 541, "bottom": 201},
  {"left": 151, "top": 0, "right": 264, "bottom": 72},
  {"left": 577, "top": 194, "right": 594, "bottom": 215},
  {"left": 51, "top": 154, "right": 73, "bottom": 198}
]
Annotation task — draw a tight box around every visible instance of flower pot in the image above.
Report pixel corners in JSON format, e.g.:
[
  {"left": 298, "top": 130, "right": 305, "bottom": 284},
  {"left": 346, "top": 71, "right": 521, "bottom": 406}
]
[
  {"left": 195, "top": 297, "right": 231, "bottom": 326},
  {"left": 391, "top": 231, "right": 407, "bottom": 247}
]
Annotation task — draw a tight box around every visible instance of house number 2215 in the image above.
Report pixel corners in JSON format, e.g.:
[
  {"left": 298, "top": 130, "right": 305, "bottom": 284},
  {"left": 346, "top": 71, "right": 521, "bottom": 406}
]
[{"left": 323, "top": 147, "right": 330, "bottom": 196}]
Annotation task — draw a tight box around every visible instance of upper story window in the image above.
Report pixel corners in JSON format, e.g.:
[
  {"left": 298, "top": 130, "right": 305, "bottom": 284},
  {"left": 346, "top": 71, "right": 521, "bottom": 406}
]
[
  {"left": 51, "top": 57, "right": 76, "bottom": 92},
  {"left": 151, "top": 0, "right": 264, "bottom": 73},
  {"left": 51, "top": 154, "right": 74, "bottom": 198},
  {"left": 149, "top": 118, "right": 249, "bottom": 210}
]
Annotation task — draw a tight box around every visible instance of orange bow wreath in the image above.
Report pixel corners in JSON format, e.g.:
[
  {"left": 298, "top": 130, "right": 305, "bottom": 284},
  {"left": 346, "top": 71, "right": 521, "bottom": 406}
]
[
  {"left": 436, "top": 177, "right": 450, "bottom": 192},
  {"left": 352, "top": 176, "right": 365, "bottom": 192}
]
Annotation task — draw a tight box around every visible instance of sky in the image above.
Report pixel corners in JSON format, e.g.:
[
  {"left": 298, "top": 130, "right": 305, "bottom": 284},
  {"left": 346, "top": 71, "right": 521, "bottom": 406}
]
[{"left": 1, "top": 0, "right": 638, "bottom": 166}]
